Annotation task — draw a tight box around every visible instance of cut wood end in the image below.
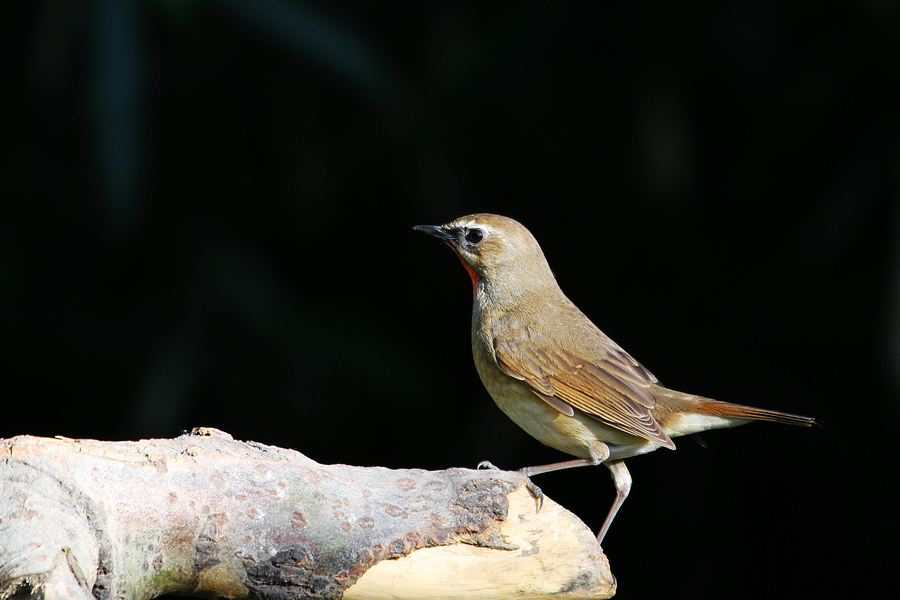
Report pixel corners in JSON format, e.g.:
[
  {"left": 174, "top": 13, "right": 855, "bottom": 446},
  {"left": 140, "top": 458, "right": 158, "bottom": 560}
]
[{"left": 344, "top": 487, "right": 615, "bottom": 600}]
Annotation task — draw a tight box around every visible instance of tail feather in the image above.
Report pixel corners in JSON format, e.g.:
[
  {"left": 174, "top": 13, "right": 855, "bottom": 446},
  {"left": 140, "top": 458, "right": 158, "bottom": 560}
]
[{"left": 695, "top": 399, "right": 815, "bottom": 427}]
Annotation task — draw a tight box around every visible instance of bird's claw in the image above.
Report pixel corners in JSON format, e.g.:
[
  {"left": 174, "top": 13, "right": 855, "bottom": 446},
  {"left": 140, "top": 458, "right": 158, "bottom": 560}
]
[
  {"left": 477, "top": 460, "right": 500, "bottom": 470},
  {"left": 475, "top": 463, "right": 543, "bottom": 511},
  {"left": 520, "top": 471, "right": 544, "bottom": 513}
]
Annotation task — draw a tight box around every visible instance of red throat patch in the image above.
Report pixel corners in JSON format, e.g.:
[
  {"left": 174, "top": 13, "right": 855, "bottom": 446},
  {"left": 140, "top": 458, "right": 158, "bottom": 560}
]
[{"left": 450, "top": 248, "right": 479, "bottom": 297}]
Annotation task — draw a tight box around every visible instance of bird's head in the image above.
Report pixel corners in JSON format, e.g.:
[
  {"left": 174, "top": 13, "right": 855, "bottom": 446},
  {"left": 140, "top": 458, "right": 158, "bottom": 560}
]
[{"left": 414, "top": 213, "right": 556, "bottom": 298}]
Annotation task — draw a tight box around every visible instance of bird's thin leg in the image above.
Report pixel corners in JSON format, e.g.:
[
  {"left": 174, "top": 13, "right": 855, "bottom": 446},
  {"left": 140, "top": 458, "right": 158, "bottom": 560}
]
[
  {"left": 476, "top": 457, "right": 597, "bottom": 474},
  {"left": 518, "top": 458, "right": 599, "bottom": 512},
  {"left": 520, "top": 457, "right": 599, "bottom": 476},
  {"left": 514, "top": 442, "right": 611, "bottom": 512},
  {"left": 596, "top": 460, "right": 632, "bottom": 545}
]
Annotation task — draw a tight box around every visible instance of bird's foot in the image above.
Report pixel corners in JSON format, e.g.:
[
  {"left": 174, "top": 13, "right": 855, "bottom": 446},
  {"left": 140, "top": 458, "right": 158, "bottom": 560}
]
[
  {"left": 477, "top": 462, "right": 543, "bottom": 511},
  {"left": 476, "top": 461, "right": 543, "bottom": 511},
  {"left": 519, "top": 470, "right": 544, "bottom": 513}
]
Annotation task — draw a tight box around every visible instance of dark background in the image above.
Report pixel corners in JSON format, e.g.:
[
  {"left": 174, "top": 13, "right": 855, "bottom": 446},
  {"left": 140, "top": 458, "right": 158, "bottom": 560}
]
[{"left": 3, "top": 1, "right": 897, "bottom": 598}]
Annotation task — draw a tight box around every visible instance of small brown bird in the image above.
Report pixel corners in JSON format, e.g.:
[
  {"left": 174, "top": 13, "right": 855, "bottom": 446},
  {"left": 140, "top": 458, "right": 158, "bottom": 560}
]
[{"left": 415, "top": 213, "right": 814, "bottom": 544}]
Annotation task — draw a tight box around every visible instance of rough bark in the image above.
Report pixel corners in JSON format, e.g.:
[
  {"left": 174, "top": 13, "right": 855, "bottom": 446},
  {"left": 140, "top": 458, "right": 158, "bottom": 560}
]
[{"left": 0, "top": 428, "right": 614, "bottom": 599}]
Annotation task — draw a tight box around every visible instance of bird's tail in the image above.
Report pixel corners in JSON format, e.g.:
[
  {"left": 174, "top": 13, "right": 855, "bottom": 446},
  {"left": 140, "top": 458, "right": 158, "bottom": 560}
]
[{"left": 692, "top": 398, "right": 815, "bottom": 427}]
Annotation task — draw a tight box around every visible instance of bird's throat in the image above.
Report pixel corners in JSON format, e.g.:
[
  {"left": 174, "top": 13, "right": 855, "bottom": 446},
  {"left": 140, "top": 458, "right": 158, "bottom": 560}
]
[{"left": 454, "top": 252, "right": 479, "bottom": 297}]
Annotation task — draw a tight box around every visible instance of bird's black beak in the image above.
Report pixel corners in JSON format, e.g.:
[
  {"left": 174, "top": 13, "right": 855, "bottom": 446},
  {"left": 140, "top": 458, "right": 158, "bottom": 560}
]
[{"left": 413, "top": 224, "right": 455, "bottom": 243}]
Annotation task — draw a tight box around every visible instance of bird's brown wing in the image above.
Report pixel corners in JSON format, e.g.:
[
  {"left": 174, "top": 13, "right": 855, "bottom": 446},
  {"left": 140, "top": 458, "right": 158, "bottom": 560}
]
[{"left": 491, "top": 318, "right": 675, "bottom": 449}]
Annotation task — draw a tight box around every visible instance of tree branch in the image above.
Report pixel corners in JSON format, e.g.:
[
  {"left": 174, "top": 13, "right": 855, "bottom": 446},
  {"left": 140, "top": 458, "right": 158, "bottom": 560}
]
[{"left": 0, "top": 428, "right": 614, "bottom": 599}]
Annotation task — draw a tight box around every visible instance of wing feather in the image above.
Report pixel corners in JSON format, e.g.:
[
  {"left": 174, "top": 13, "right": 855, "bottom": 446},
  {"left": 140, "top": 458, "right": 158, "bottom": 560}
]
[{"left": 491, "top": 316, "right": 675, "bottom": 449}]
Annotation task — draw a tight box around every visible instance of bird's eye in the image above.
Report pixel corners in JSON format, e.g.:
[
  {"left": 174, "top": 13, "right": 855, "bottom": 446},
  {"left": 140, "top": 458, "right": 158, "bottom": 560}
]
[{"left": 465, "top": 228, "right": 484, "bottom": 245}]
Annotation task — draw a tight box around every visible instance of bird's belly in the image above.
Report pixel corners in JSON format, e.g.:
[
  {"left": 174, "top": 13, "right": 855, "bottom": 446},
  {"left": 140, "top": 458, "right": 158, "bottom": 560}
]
[{"left": 474, "top": 354, "right": 662, "bottom": 461}]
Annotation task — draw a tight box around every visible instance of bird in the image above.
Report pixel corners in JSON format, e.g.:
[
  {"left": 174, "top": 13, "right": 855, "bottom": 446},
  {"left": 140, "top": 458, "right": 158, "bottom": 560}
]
[{"left": 414, "top": 213, "right": 814, "bottom": 544}]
